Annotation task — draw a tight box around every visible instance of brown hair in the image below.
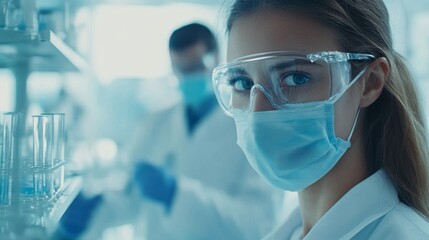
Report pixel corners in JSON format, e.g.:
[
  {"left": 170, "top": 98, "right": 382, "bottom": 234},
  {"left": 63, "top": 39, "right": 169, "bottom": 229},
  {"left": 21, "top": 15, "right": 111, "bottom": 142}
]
[{"left": 225, "top": 0, "right": 429, "bottom": 218}]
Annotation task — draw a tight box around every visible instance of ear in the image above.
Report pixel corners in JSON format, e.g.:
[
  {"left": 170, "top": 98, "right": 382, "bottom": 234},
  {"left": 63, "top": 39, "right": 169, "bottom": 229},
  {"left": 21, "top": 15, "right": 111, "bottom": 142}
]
[{"left": 360, "top": 57, "right": 390, "bottom": 108}]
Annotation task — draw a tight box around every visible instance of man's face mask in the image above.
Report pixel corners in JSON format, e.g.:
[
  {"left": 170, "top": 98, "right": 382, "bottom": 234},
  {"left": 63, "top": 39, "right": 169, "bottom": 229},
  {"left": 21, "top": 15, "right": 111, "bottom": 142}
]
[
  {"left": 174, "top": 52, "right": 217, "bottom": 108},
  {"left": 178, "top": 72, "right": 212, "bottom": 107}
]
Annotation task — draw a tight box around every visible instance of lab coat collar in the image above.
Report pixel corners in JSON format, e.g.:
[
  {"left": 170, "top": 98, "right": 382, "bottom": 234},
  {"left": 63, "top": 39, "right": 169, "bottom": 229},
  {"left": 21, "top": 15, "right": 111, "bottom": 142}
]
[
  {"left": 305, "top": 169, "right": 399, "bottom": 239},
  {"left": 266, "top": 169, "right": 399, "bottom": 240}
]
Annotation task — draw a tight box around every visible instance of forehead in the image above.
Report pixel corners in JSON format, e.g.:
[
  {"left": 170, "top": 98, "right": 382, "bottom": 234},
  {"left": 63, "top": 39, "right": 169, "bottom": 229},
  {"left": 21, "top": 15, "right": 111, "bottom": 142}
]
[
  {"left": 227, "top": 10, "right": 341, "bottom": 61},
  {"left": 170, "top": 42, "right": 207, "bottom": 65}
]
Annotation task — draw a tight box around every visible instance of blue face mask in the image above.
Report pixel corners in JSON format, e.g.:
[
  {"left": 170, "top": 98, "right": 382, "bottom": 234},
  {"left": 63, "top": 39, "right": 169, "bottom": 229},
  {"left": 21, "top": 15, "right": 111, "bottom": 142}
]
[
  {"left": 234, "top": 97, "right": 359, "bottom": 192},
  {"left": 178, "top": 73, "right": 211, "bottom": 107}
]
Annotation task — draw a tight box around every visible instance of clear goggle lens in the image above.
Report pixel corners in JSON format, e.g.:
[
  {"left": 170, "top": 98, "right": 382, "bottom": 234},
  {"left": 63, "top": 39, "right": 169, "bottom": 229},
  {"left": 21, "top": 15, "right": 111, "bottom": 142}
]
[{"left": 212, "top": 51, "right": 374, "bottom": 116}]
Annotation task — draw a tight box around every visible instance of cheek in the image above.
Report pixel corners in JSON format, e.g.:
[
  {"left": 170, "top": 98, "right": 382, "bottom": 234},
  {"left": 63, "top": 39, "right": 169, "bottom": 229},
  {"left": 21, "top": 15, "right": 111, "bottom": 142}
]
[{"left": 334, "top": 84, "right": 362, "bottom": 140}]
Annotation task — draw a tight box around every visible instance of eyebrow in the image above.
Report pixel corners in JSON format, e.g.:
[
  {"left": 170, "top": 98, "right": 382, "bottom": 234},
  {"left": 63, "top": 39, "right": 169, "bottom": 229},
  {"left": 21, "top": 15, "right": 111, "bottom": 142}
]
[
  {"left": 269, "top": 60, "right": 323, "bottom": 73},
  {"left": 222, "top": 59, "right": 324, "bottom": 78},
  {"left": 224, "top": 67, "right": 249, "bottom": 76}
]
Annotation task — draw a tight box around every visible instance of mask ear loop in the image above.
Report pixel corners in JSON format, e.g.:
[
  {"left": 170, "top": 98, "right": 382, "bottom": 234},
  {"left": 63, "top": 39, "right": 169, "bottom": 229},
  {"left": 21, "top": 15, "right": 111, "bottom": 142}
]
[
  {"left": 335, "top": 63, "right": 367, "bottom": 141},
  {"left": 347, "top": 108, "right": 361, "bottom": 141},
  {"left": 345, "top": 62, "right": 371, "bottom": 141}
]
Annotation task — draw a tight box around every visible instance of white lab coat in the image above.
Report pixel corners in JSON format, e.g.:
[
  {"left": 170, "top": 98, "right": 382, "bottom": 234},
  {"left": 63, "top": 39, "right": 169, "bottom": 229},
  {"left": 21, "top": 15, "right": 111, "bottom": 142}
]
[
  {"left": 264, "top": 169, "right": 429, "bottom": 240},
  {"left": 84, "top": 99, "right": 285, "bottom": 240}
]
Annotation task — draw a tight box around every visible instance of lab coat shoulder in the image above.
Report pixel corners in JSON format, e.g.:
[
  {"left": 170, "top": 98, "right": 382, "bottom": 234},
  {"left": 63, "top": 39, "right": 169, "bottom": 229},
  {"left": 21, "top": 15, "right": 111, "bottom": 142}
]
[
  {"left": 127, "top": 102, "right": 188, "bottom": 164},
  {"left": 367, "top": 203, "right": 429, "bottom": 240},
  {"left": 263, "top": 170, "right": 429, "bottom": 240},
  {"left": 178, "top": 107, "right": 254, "bottom": 191},
  {"left": 161, "top": 107, "right": 285, "bottom": 239}
]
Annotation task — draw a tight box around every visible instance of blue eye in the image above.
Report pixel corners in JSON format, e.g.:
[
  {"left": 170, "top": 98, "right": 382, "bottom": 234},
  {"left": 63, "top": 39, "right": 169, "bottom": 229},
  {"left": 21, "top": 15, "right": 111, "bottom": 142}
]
[
  {"left": 282, "top": 72, "right": 311, "bottom": 86},
  {"left": 228, "top": 77, "right": 254, "bottom": 92}
]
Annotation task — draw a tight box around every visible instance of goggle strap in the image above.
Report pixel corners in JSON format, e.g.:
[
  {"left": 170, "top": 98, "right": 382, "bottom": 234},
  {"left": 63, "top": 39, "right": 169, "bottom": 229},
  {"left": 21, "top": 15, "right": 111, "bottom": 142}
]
[{"left": 330, "top": 66, "right": 368, "bottom": 103}]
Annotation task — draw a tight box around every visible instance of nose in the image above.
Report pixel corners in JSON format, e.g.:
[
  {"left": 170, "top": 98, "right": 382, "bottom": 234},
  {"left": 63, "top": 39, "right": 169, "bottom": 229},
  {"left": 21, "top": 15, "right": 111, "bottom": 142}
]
[{"left": 251, "top": 88, "right": 276, "bottom": 112}]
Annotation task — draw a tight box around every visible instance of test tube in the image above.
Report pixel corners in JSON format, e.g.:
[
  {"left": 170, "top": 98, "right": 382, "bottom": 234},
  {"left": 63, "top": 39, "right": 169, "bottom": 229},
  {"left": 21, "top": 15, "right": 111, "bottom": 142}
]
[
  {"left": 0, "top": 112, "right": 22, "bottom": 206},
  {"left": 19, "top": 0, "right": 38, "bottom": 37},
  {"left": 33, "top": 115, "right": 54, "bottom": 168},
  {"left": 42, "top": 113, "right": 65, "bottom": 194},
  {"left": 0, "top": 0, "right": 9, "bottom": 28},
  {"left": 32, "top": 115, "right": 54, "bottom": 199},
  {"left": 54, "top": 113, "right": 65, "bottom": 194},
  {"left": 0, "top": 114, "right": 5, "bottom": 169},
  {"left": 43, "top": 113, "right": 65, "bottom": 166},
  {"left": 0, "top": 113, "right": 10, "bottom": 206}
]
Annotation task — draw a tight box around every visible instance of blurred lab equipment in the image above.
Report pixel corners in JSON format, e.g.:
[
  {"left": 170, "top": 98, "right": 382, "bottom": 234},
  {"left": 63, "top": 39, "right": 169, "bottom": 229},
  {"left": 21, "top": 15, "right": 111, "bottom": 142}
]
[
  {"left": 0, "top": 1, "right": 89, "bottom": 236},
  {"left": 0, "top": 112, "right": 79, "bottom": 240}
]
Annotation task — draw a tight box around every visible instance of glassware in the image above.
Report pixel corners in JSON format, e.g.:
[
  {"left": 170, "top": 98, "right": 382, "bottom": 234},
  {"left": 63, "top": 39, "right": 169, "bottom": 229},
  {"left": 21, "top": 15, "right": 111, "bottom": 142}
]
[
  {"left": 32, "top": 115, "right": 54, "bottom": 169},
  {"left": 5, "top": 0, "right": 20, "bottom": 30},
  {"left": 19, "top": 0, "right": 38, "bottom": 37},
  {"left": 1, "top": 112, "right": 68, "bottom": 237},
  {"left": 44, "top": 113, "right": 65, "bottom": 166},
  {"left": 32, "top": 114, "right": 54, "bottom": 199},
  {"left": 0, "top": 113, "right": 10, "bottom": 207},
  {"left": 0, "top": 0, "right": 9, "bottom": 28},
  {"left": 0, "top": 112, "right": 22, "bottom": 206},
  {"left": 42, "top": 113, "right": 65, "bottom": 194}
]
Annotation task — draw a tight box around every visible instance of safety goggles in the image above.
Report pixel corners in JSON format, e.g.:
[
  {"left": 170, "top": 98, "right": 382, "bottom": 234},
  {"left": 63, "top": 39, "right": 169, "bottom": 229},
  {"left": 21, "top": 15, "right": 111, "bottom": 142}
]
[{"left": 212, "top": 51, "right": 374, "bottom": 117}]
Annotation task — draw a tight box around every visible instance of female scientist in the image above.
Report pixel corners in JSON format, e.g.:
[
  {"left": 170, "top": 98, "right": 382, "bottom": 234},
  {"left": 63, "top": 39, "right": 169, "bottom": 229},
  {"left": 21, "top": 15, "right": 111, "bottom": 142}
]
[{"left": 212, "top": 0, "right": 429, "bottom": 239}]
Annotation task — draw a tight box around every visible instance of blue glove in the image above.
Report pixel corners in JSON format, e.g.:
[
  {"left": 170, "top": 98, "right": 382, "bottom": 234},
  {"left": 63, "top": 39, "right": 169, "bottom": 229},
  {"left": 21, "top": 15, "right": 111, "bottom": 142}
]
[
  {"left": 134, "top": 161, "right": 177, "bottom": 212},
  {"left": 56, "top": 192, "right": 103, "bottom": 239}
]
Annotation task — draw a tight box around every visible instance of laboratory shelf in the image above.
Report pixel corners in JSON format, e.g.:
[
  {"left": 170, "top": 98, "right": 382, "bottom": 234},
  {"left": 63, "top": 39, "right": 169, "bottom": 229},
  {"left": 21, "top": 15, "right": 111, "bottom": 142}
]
[
  {"left": 0, "top": 176, "right": 82, "bottom": 239},
  {"left": 45, "top": 175, "right": 82, "bottom": 231},
  {"left": 0, "top": 28, "right": 93, "bottom": 111},
  {"left": 0, "top": 29, "right": 89, "bottom": 72}
]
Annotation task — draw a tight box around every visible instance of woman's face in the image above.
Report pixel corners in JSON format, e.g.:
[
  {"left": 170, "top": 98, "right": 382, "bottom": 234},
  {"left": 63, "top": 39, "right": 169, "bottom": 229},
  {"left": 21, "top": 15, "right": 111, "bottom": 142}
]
[{"left": 227, "top": 10, "right": 363, "bottom": 140}]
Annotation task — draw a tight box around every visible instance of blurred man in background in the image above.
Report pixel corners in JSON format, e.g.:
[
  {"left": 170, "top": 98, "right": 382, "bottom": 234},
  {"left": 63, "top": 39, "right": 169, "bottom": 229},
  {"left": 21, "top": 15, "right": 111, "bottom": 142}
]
[{"left": 56, "top": 23, "right": 286, "bottom": 240}]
